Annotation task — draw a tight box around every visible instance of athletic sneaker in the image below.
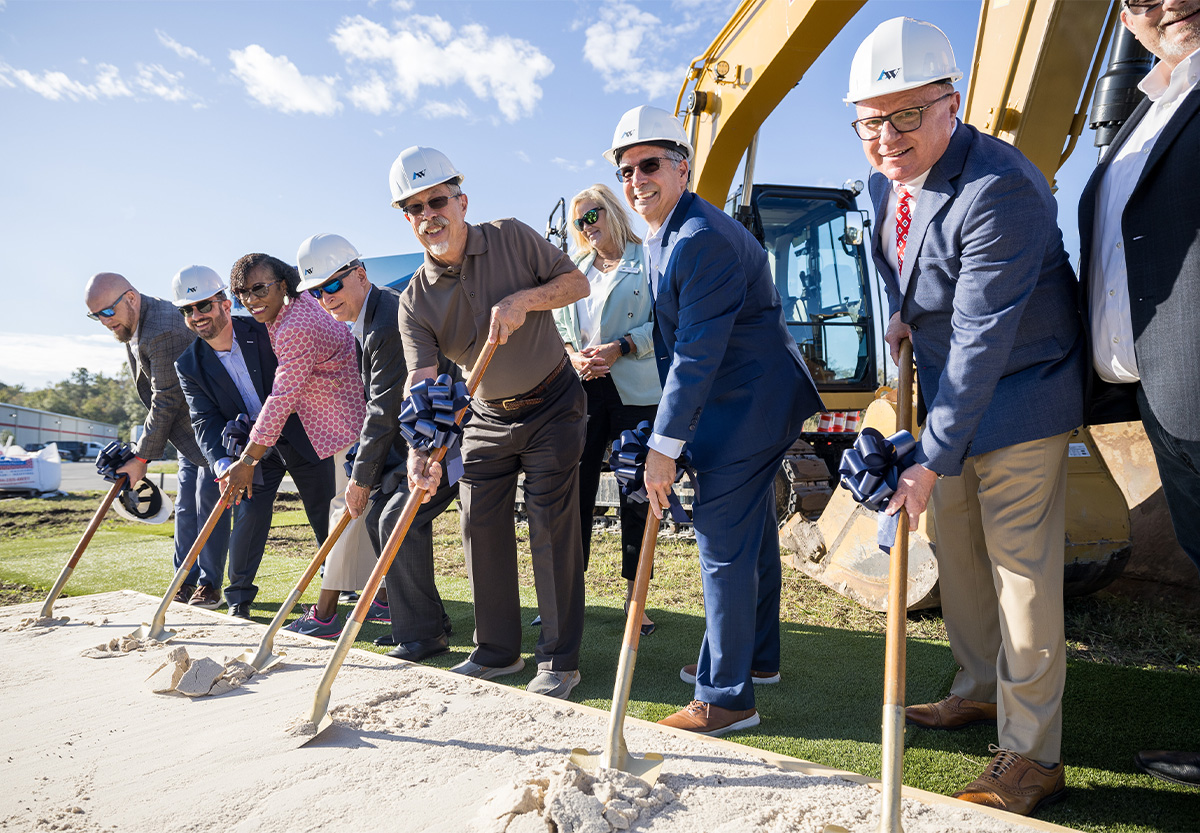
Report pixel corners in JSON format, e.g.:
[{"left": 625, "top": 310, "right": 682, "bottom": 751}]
[
  {"left": 449, "top": 658, "right": 525, "bottom": 680},
  {"left": 680, "top": 663, "right": 780, "bottom": 685},
  {"left": 366, "top": 599, "right": 390, "bottom": 623},
  {"left": 282, "top": 606, "right": 342, "bottom": 639},
  {"left": 526, "top": 669, "right": 581, "bottom": 700}
]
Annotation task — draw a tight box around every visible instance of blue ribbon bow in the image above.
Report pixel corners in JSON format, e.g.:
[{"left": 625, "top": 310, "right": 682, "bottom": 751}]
[
  {"left": 838, "top": 427, "right": 917, "bottom": 550},
  {"left": 608, "top": 420, "right": 694, "bottom": 524},
  {"left": 398, "top": 374, "right": 471, "bottom": 485},
  {"left": 221, "top": 413, "right": 264, "bottom": 487}
]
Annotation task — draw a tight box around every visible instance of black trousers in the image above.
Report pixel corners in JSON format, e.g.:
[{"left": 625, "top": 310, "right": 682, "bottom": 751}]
[{"left": 578, "top": 375, "right": 657, "bottom": 579}]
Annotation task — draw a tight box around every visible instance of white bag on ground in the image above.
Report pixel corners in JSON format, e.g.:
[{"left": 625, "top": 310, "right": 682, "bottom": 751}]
[{"left": 0, "top": 443, "right": 62, "bottom": 492}]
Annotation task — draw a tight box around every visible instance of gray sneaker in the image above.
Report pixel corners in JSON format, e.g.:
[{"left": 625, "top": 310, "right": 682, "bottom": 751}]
[
  {"left": 449, "top": 658, "right": 525, "bottom": 680},
  {"left": 527, "top": 668, "right": 581, "bottom": 699}
]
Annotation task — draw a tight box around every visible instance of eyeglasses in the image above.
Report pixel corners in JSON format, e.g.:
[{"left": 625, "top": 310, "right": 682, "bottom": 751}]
[
  {"left": 178, "top": 299, "right": 217, "bottom": 318},
  {"left": 851, "top": 92, "right": 954, "bottom": 140},
  {"left": 86, "top": 289, "right": 132, "bottom": 321},
  {"left": 232, "top": 279, "right": 281, "bottom": 303},
  {"left": 1124, "top": 0, "right": 1162, "bottom": 14},
  {"left": 615, "top": 157, "right": 677, "bottom": 183},
  {"left": 308, "top": 274, "right": 348, "bottom": 299},
  {"left": 572, "top": 207, "right": 605, "bottom": 231},
  {"left": 402, "top": 194, "right": 459, "bottom": 217}
]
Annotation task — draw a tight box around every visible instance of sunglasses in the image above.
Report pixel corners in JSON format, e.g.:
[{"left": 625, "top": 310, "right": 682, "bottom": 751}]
[
  {"left": 178, "top": 299, "right": 217, "bottom": 318},
  {"left": 615, "top": 157, "right": 676, "bottom": 183},
  {"left": 402, "top": 194, "right": 458, "bottom": 217},
  {"left": 309, "top": 275, "right": 347, "bottom": 299},
  {"left": 1123, "top": 0, "right": 1162, "bottom": 14},
  {"left": 573, "top": 207, "right": 605, "bottom": 231},
  {"left": 233, "top": 279, "right": 281, "bottom": 303},
  {"left": 86, "top": 289, "right": 131, "bottom": 321}
]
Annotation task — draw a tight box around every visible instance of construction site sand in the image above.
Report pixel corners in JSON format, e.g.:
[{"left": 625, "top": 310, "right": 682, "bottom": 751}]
[{"left": 0, "top": 592, "right": 1074, "bottom": 833}]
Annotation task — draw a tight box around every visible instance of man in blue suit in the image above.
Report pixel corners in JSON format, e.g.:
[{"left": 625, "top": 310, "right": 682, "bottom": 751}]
[
  {"left": 848, "top": 18, "right": 1086, "bottom": 815},
  {"left": 172, "top": 265, "right": 334, "bottom": 619},
  {"left": 606, "top": 105, "right": 823, "bottom": 737}
]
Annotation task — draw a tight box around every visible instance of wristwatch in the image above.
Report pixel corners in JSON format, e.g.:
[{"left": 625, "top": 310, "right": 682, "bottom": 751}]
[
  {"left": 619, "top": 335, "right": 632, "bottom": 355},
  {"left": 240, "top": 453, "right": 260, "bottom": 468}
]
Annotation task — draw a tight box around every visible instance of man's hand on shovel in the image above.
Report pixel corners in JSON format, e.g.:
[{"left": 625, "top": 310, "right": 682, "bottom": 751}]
[
  {"left": 406, "top": 450, "right": 441, "bottom": 502},
  {"left": 884, "top": 462, "right": 937, "bottom": 528},
  {"left": 643, "top": 448, "right": 677, "bottom": 521}
]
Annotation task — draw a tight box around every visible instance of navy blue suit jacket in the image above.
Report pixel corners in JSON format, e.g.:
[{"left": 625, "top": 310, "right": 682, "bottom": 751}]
[
  {"left": 651, "top": 190, "right": 823, "bottom": 470},
  {"left": 175, "top": 316, "right": 318, "bottom": 468},
  {"left": 869, "top": 122, "right": 1086, "bottom": 475}
]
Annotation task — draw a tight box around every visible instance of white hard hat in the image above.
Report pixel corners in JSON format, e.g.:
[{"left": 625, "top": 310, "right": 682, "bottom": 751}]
[
  {"left": 296, "top": 233, "right": 361, "bottom": 292},
  {"left": 171, "top": 265, "right": 226, "bottom": 307},
  {"left": 604, "top": 105, "right": 694, "bottom": 166},
  {"left": 388, "top": 146, "right": 464, "bottom": 209},
  {"left": 112, "top": 477, "right": 174, "bottom": 524},
  {"left": 845, "top": 17, "right": 963, "bottom": 104}
]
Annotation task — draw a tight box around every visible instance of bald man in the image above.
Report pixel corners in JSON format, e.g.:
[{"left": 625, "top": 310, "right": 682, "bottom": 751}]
[{"left": 84, "top": 273, "right": 230, "bottom": 608}]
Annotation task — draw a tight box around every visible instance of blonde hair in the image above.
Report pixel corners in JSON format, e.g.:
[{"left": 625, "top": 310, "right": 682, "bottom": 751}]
[{"left": 567, "top": 183, "right": 642, "bottom": 255}]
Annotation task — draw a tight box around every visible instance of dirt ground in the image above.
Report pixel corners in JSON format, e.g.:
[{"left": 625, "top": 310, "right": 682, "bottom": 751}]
[{"left": 0, "top": 591, "right": 1076, "bottom": 833}]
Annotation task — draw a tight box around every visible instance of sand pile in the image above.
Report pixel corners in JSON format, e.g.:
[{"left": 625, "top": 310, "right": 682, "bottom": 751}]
[
  {"left": 0, "top": 592, "right": 1069, "bottom": 833},
  {"left": 145, "top": 645, "right": 258, "bottom": 697}
]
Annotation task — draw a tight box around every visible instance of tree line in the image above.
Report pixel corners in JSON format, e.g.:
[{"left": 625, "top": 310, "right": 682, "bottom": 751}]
[{"left": 1, "top": 368, "right": 146, "bottom": 440}]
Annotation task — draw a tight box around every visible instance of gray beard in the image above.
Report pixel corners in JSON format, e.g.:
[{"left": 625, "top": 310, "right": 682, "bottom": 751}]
[{"left": 427, "top": 240, "right": 450, "bottom": 257}]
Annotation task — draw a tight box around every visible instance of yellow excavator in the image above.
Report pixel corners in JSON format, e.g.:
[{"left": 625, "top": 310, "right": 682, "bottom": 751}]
[{"left": 675, "top": 0, "right": 1163, "bottom": 610}]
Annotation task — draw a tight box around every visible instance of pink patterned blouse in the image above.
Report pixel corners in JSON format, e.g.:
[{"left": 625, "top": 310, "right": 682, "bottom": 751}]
[{"left": 249, "top": 291, "right": 365, "bottom": 460}]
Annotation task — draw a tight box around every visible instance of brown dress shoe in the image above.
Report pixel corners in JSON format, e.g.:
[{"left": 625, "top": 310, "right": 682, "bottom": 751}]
[
  {"left": 657, "top": 700, "right": 760, "bottom": 737},
  {"left": 905, "top": 694, "right": 997, "bottom": 730},
  {"left": 953, "top": 748, "right": 1066, "bottom": 816},
  {"left": 188, "top": 584, "right": 222, "bottom": 610},
  {"left": 173, "top": 583, "right": 197, "bottom": 605}
]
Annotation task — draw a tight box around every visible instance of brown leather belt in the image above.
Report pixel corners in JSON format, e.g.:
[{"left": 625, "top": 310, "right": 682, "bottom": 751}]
[{"left": 483, "top": 353, "right": 569, "bottom": 411}]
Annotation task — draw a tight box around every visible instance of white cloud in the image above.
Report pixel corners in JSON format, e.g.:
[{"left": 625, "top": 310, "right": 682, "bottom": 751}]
[
  {"left": 551, "top": 157, "right": 598, "bottom": 173},
  {"left": 421, "top": 99, "right": 469, "bottom": 119},
  {"left": 515, "top": 150, "right": 531, "bottom": 164},
  {"left": 390, "top": 0, "right": 414, "bottom": 9},
  {"left": 331, "top": 14, "right": 553, "bottom": 121},
  {"left": 156, "top": 30, "right": 211, "bottom": 66},
  {"left": 582, "top": 1, "right": 688, "bottom": 99},
  {"left": 347, "top": 72, "right": 391, "bottom": 114},
  {"left": 0, "top": 334, "right": 127, "bottom": 389},
  {"left": 135, "top": 64, "right": 189, "bottom": 102},
  {"left": 229, "top": 44, "right": 341, "bottom": 115},
  {"left": 0, "top": 62, "right": 132, "bottom": 102}
]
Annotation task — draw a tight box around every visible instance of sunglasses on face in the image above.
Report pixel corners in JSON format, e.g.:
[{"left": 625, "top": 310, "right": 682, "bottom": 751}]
[
  {"left": 402, "top": 194, "right": 458, "bottom": 217},
  {"left": 573, "top": 207, "right": 605, "bottom": 231},
  {"left": 178, "top": 299, "right": 217, "bottom": 318},
  {"left": 308, "top": 275, "right": 347, "bottom": 299},
  {"left": 615, "top": 157, "right": 675, "bottom": 183},
  {"left": 86, "top": 289, "right": 131, "bottom": 321},
  {"left": 1124, "top": 0, "right": 1162, "bottom": 14},
  {"left": 233, "top": 278, "right": 281, "bottom": 303}
]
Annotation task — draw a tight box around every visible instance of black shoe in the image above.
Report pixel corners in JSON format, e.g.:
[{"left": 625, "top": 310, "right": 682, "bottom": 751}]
[
  {"left": 374, "top": 634, "right": 397, "bottom": 647},
  {"left": 228, "top": 602, "right": 251, "bottom": 620},
  {"left": 386, "top": 633, "right": 450, "bottom": 663},
  {"left": 1135, "top": 750, "right": 1200, "bottom": 788}
]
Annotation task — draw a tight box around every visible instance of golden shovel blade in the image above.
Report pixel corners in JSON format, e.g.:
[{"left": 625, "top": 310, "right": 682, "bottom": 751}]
[
  {"left": 569, "top": 744, "right": 665, "bottom": 784},
  {"left": 127, "top": 622, "right": 176, "bottom": 643},
  {"left": 237, "top": 645, "right": 285, "bottom": 674}
]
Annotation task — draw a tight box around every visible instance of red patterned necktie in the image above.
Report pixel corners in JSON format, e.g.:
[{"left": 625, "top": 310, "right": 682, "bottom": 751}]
[{"left": 895, "top": 186, "right": 912, "bottom": 271}]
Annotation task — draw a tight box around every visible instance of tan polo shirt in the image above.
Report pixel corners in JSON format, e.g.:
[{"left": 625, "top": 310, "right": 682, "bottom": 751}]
[{"left": 398, "top": 218, "right": 575, "bottom": 401}]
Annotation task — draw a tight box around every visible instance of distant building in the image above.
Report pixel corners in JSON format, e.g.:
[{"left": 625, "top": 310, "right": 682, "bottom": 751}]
[{"left": 0, "top": 402, "right": 119, "bottom": 450}]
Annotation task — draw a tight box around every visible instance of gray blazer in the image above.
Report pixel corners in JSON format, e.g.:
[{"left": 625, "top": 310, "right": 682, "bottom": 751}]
[
  {"left": 351, "top": 284, "right": 408, "bottom": 494},
  {"left": 869, "top": 122, "right": 1086, "bottom": 475},
  {"left": 1078, "top": 89, "right": 1200, "bottom": 441},
  {"left": 127, "top": 293, "right": 205, "bottom": 467}
]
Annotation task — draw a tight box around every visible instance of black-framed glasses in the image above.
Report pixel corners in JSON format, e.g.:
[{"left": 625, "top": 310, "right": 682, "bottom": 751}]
[
  {"left": 309, "top": 275, "right": 347, "bottom": 299},
  {"left": 86, "top": 289, "right": 132, "bottom": 321},
  {"left": 402, "top": 194, "right": 458, "bottom": 217},
  {"left": 232, "top": 279, "right": 281, "bottom": 303},
  {"left": 615, "top": 157, "right": 675, "bottom": 183},
  {"left": 572, "top": 207, "right": 605, "bottom": 231},
  {"left": 851, "top": 92, "right": 954, "bottom": 140},
  {"left": 178, "top": 299, "right": 217, "bottom": 318},
  {"left": 1124, "top": 0, "right": 1162, "bottom": 14}
]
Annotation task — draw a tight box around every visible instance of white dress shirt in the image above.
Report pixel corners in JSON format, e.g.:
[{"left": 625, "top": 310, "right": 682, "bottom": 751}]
[
  {"left": 1090, "top": 47, "right": 1200, "bottom": 383},
  {"left": 643, "top": 194, "right": 687, "bottom": 460}
]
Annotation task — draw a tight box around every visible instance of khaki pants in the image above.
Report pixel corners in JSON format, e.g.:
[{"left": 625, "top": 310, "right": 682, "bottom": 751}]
[
  {"left": 318, "top": 444, "right": 375, "bottom": 593},
  {"left": 930, "top": 431, "right": 1070, "bottom": 764}
]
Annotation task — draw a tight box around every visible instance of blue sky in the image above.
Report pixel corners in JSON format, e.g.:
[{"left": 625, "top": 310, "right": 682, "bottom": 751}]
[{"left": 0, "top": 0, "right": 1101, "bottom": 388}]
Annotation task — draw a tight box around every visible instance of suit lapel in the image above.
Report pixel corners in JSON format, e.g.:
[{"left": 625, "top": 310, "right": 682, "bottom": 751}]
[
  {"left": 234, "top": 319, "right": 268, "bottom": 402},
  {"left": 201, "top": 340, "right": 248, "bottom": 413},
  {"left": 1136, "top": 87, "right": 1200, "bottom": 191},
  {"left": 899, "top": 124, "right": 969, "bottom": 299}
]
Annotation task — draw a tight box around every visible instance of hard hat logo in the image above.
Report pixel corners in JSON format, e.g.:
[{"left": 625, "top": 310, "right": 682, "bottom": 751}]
[
  {"left": 186, "top": 286, "right": 197, "bottom": 294},
  {"left": 878, "top": 68, "right": 900, "bottom": 81},
  {"left": 413, "top": 169, "right": 425, "bottom": 180}
]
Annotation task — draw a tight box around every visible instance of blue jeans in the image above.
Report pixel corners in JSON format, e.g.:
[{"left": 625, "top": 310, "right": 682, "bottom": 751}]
[
  {"left": 1138, "top": 387, "right": 1200, "bottom": 577},
  {"left": 174, "top": 457, "right": 231, "bottom": 589}
]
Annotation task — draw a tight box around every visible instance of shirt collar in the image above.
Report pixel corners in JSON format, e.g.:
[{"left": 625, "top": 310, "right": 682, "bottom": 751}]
[
  {"left": 351, "top": 288, "right": 370, "bottom": 342},
  {"left": 422, "top": 223, "right": 487, "bottom": 282},
  {"left": 1139, "top": 45, "right": 1200, "bottom": 101},
  {"left": 645, "top": 193, "right": 687, "bottom": 247}
]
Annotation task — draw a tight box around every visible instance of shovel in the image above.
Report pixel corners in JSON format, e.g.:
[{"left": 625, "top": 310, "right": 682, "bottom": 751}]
[
  {"left": 878, "top": 338, "right": 914, "bottom": 833},
  {"left": 39, "top": 475, "right": 128, "bottom": 620},
  {"left": 295, "top": 340, "right": 498, "bottom": 744},
  {"left": 128, "top": 482, "right": 235, "bottom": 642},
  {"left": 239, "top": 509, "right": 353, "bottom": 672},
  {"left": 571, "top": 510, "right": 664, "bottom": 783}
]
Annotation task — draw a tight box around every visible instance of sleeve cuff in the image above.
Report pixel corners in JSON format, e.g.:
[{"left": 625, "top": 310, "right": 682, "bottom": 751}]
[{"left": 648, "top": 433, "right": 685, "bottom": 459}]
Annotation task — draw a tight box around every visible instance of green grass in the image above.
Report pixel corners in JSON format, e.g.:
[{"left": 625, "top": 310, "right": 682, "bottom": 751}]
[{"left": 2, "top": 492, "right": 1199, "bottom": 832}]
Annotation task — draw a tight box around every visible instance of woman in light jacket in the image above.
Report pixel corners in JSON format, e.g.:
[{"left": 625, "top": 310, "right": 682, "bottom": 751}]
[{"left": 553, "top": 184, "right": 661, "bottom": 635}]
